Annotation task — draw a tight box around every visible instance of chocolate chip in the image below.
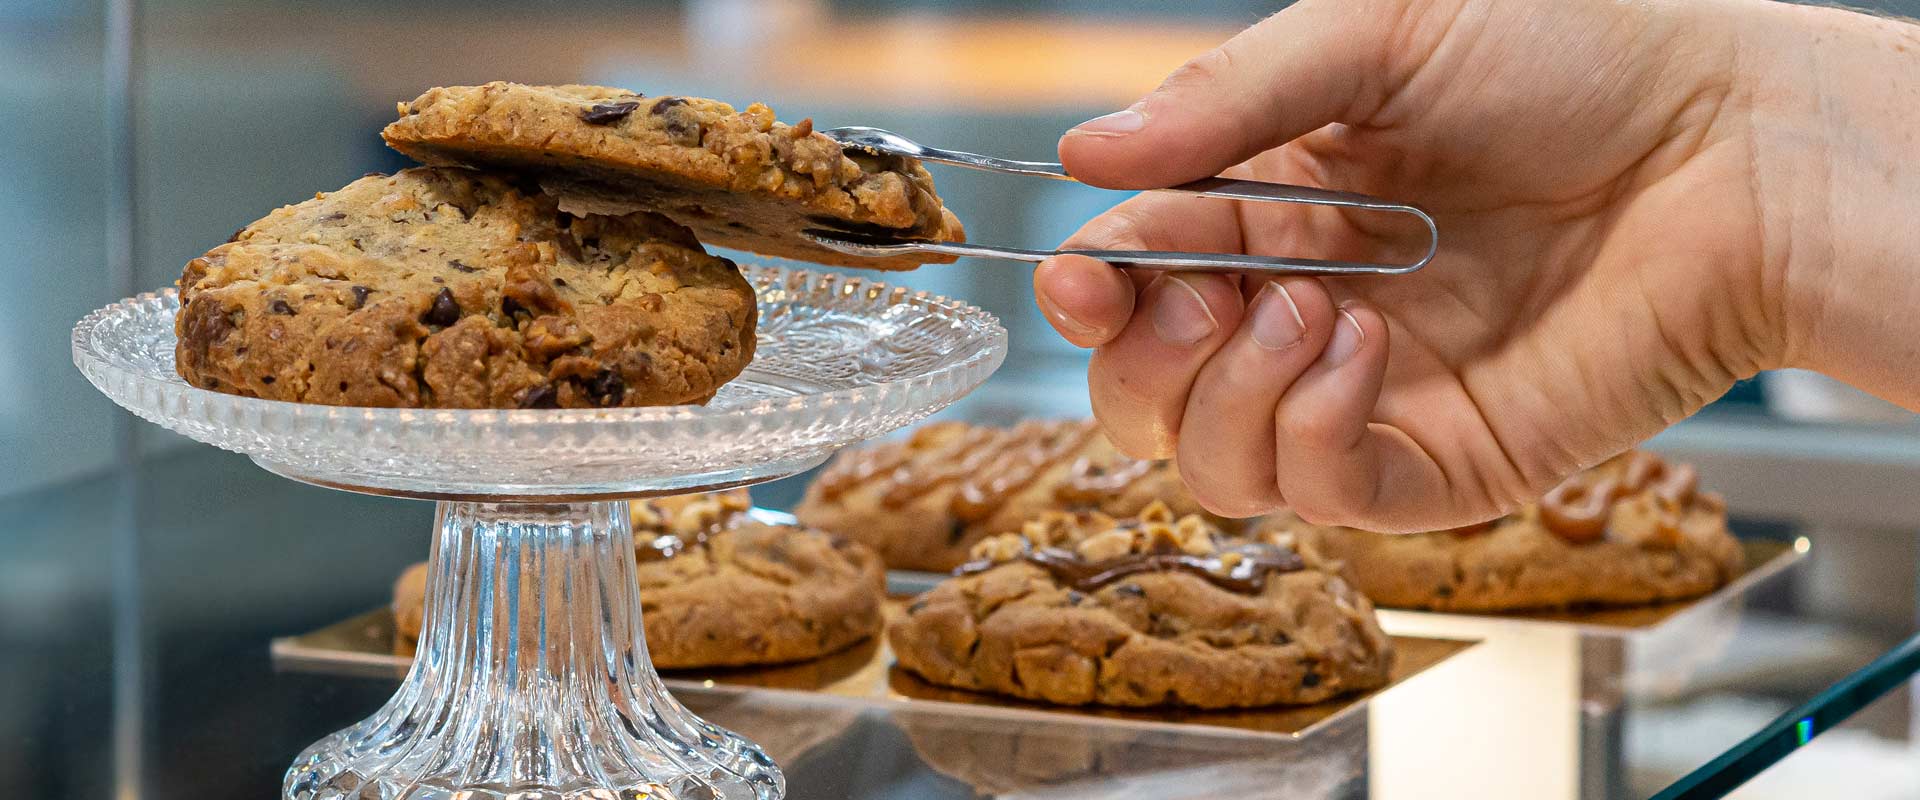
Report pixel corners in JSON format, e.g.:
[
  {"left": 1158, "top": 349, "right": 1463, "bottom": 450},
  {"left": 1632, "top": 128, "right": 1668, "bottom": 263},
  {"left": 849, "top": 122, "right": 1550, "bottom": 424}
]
[
  {"left": 516, "top": 384, "right": 559, "bottom": 409},
  {"left": 1301, "top": 670, "right": 1322, "bottom": 688},
  {"left": 1066, "top": 591, "right": 1086, "bottom": 606},
  {"left": 260, "top": 375, "right": 275, "bottom": 385},
  {"left": 447, "top": 259, "right": 477, "bottom": 273},
  {"left": 268, "top": 299, "right": 295, "bottom": 315},
  {"left": 552, "top": 277, "right": 568, "bottom": 287},
  {"left": 1434, "top": 585, "right": 1454, "bottom": 598},
  {"left": 580, "top": 100, "right": 641, "bottom": 125},
  {"left": 1270, "top": 631, "right": 1292, "bottom": 646},
  {"left": 227, "top": 228, "right": 246, "bottom": 243},
  {"left": 349, "top": 285, "right": 371, "bottom": 309},
  {"left": 583, "top": 369, "right": 625, "bottom": 407},
  {"left": 319, "top": 212, "right": 346, "bottom": 221},
  {"left": 1115, "top": 583, "right": 1146, "bottom": 598},
  {"left": 907, "top": 599, "right": 928, "bottom": 615},
  {"left": 501, "top": 296, "right": 528, "bottom": 319},
  {"left": 362, "top": 171, "right": 387, "bottom": 178},
  {"left": 422, "top": 287, "right": 460, "bottom": 327},
  {"left": 946, "top": 518, "right": 969, "bottom": 544},
  {"left": 649, "top": 97, "right": 687, "bottom": 115}
]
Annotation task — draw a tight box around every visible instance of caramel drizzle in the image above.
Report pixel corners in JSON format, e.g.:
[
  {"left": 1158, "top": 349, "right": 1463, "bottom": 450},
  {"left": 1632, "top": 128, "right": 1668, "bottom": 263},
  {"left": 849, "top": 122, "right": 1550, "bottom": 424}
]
[
  {"left": 954, "top": 540, "right": 1305, "bottom": 594},
  {"left": 1538, "top": 451, "right": 1702, "bottom": 544},
  {"left": 1053, "top": 456, "right": 1156, "bottom": 505},
  {"left": 951, "top": 423, "right": 1097, "bottom": 521},
  {"left": 882, "top": 426, "right": 1002, "bottom": 508},
  {"left": 815, "top": 420, "right": 1102, "bottom": 521}
]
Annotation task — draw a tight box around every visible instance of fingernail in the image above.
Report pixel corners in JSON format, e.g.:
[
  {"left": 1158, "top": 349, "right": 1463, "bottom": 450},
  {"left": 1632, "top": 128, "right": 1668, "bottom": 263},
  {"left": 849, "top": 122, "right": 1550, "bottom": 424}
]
[
  {"left": 1150, "top": 275, "right": 1216, "bottom": 346},
  {"left": 1036, "top": 289, "right": 1100, "bottom": 339},
  {"left": 1070, "top": 106, "right": 1146, "bottom": 136},
  {"left": 1249, "top": 282, "right": 1306, "bottom": 350},
  {"left": 1324, "top": 306, "right": 1365, "bottom": 365}
]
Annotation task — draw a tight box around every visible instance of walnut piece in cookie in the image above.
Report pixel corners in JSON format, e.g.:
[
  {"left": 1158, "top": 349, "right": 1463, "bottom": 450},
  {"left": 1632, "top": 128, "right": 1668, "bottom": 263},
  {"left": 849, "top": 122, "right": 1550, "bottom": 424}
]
[
  {"left": 382, "top": 82, "right": 965, "bottom": 270},
  {"left": 890, "top": 502, "right": 1394, "bottom": 709},
  {"left": 175, "top": 166, "right": 756, "bottom": 408}
]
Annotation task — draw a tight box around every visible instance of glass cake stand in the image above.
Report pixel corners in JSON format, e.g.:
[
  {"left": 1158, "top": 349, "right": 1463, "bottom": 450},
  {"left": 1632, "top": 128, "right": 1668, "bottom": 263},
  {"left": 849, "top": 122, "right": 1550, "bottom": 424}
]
[{"left": 71, "top": 266, "right": 1008, "bottom": 800}]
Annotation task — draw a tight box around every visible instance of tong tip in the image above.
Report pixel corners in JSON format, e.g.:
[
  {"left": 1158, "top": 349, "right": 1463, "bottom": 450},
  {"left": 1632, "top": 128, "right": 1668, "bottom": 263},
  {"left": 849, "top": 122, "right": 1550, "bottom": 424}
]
[{"left": 801, "top": 229, "right": 923, "bottom": 257}]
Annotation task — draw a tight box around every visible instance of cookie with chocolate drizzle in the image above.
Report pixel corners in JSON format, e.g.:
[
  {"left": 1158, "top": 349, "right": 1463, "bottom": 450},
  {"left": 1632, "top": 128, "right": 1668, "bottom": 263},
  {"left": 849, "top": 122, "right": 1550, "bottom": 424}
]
[
  {"left": 795, "top": 419, "right": 1237, "bottom": 572},
  {"left": 888, "top": 502, "right": 1394, "bottom": 709},
  {"left": 393, "top": 489, "right": 886, "bottom": 668},
  {"left": 1270, "top": 451, "right": 1743, "bottom": 612}
]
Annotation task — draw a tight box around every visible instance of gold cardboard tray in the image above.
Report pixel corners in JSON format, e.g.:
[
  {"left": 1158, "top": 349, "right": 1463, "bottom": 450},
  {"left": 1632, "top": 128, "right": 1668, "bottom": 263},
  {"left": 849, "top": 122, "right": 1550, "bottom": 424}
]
[
  {"left": 884, "top": 538, "right": 1804, "bottom": 638},
  {"left": 272, "top": 601, "right": 1475, "bottom": 741}
]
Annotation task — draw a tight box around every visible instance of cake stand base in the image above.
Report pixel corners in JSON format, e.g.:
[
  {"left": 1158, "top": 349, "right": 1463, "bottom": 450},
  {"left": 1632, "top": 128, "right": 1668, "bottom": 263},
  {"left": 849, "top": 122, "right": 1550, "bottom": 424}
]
[{"left": 283, "top": 500, "right": 783, "bottom": 800}]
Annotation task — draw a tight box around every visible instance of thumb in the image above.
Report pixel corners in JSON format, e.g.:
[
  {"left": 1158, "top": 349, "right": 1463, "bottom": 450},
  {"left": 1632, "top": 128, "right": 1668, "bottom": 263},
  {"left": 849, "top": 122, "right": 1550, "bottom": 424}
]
[{"left": 1059, "top": 0, "right": 1401, "bottom": 189}]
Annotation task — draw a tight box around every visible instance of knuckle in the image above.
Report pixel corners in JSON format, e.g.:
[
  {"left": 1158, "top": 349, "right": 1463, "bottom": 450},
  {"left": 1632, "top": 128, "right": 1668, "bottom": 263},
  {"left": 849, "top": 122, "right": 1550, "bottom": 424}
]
[
  {"left": 1159, "top": 47, "right": 1236, "bottom": 94},
  {"left": 1178, "top": 455, "right": 1280, "bottom": 519},
  {"left": 1068, "top": 209, "right": 1144, "bottom": 250},
  {"left": 1277, "top": 406, "right": 1345, "bottom": 451},
  {"left": 1186, "top": 477, "right": 1256, "bottom": 519},
  {"left": 1284, "top": 493, "right": 1355, "bottom": 529},
  {"left": 1092, "top": 413, "right": 1171, "bottom": 461}
]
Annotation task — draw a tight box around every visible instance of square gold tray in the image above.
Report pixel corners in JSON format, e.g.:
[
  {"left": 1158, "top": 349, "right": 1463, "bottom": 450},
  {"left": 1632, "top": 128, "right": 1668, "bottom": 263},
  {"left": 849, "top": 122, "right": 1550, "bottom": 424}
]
[{"left": 272, "top": 600, "right": 1475, "bottom": 741}]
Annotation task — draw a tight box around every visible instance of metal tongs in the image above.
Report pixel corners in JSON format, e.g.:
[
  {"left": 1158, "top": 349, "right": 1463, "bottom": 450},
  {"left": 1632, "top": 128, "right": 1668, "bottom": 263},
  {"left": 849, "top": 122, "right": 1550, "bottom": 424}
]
[{"left": 807, "top": 126, "right": 1439, "bottom": 275}]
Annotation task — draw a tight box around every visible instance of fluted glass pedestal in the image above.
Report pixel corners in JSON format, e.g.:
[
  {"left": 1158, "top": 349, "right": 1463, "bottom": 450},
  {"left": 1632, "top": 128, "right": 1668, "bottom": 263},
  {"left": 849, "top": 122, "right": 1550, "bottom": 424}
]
[
  {"left": 72, "top": 268, "right": 1007, "bottom": 800},
  {"left": 286, "top": 501, "right": 780, "bottom": 800}
]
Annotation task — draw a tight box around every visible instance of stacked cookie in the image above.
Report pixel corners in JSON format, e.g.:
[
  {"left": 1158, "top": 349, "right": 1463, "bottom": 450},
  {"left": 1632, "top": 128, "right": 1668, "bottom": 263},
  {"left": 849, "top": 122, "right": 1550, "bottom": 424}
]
[
  {"left": 395, "top": 489, "right": 887, "bottom": 668},
  {"left": 176, "top": 81, "right": 962, "bottom": 408}
]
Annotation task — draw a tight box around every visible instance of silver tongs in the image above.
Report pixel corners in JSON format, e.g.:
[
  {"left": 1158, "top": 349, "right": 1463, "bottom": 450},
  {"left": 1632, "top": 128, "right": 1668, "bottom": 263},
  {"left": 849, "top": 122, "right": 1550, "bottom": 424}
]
[{"left": 808, "top": 126, "right": 1438, "bottom": 275}]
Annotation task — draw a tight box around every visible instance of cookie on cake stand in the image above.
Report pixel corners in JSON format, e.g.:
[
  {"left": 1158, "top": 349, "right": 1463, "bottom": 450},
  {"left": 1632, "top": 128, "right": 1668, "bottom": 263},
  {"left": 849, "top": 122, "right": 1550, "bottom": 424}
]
[{"left": 72, "top": 267, "right": 1004, "bottom": 800}]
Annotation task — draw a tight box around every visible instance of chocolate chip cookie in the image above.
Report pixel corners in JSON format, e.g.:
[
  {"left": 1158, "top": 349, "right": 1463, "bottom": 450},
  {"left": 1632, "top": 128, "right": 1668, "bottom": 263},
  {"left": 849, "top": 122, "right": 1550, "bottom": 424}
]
[
  {"left": 394, "top": 490, "right": 887, "bottom": 668},
  {"left": 888, "top": 503, "right": 1394, "bottom": 709},
  {"left": 176, "top": 166, "right": 757, "bottom": 408},
  {"left": 383, "top": 82, "right": 964, "bottom": 270},
  {"left": 1269, "top": 451, "right": 1743, "bottom": 612},
  {"left": 794, "top": 419, "right": 1236, "bottom": 572}
]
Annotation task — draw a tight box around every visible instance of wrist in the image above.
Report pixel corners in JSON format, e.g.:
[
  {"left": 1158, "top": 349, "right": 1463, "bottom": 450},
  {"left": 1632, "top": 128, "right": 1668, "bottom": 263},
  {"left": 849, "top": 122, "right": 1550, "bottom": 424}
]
[{"left": 1741, "top": 3, "right": 1920, "bottom": 403}]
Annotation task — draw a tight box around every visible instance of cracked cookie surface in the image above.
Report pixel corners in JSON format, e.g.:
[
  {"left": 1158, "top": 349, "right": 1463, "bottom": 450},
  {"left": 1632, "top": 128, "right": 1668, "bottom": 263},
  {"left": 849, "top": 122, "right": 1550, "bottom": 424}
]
[
  {"left": 383, "top": 82, "right": 964, "bottom": 270},
  {"left": 795, "top": 419, "right": 1235, "bottom": 572},
  {"left": 175, "top": 166, "right": 756, "bottom": 408},
  {"left": 1269, "top": 451, "right": 1744, "bottom": 612},
  {"left": 888, "top": 504, "right": 1393, "bottom": 709},
  {"left": 394, "top": 490, "right": 886, "bottom": 668}
]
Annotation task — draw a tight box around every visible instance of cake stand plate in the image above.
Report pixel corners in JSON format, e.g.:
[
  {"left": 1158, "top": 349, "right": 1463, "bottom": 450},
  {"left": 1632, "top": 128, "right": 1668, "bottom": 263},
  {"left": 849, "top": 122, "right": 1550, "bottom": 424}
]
[{"left": 72, "top": 266, "right": 1007, "bottom": 800}]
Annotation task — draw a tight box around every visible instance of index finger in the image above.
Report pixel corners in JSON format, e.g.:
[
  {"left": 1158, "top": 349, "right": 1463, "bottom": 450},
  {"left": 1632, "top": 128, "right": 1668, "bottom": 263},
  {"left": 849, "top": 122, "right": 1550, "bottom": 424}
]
[{"left": 1034, "top": 191, "right": 1246, "bottom": 347}]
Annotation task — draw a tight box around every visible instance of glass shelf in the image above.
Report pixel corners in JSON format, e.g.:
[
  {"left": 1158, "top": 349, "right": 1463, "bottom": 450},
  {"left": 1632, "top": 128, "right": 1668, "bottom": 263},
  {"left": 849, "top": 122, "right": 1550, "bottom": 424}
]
[{"left": 4, "top": 440, "right": 1917, "bottom": 799}]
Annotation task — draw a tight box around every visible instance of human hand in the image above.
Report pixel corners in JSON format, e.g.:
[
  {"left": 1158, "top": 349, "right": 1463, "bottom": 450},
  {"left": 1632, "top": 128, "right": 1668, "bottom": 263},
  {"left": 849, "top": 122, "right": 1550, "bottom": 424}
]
[{"left": 1034, "top": 0, "right": 1920, "bottom": 530}]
